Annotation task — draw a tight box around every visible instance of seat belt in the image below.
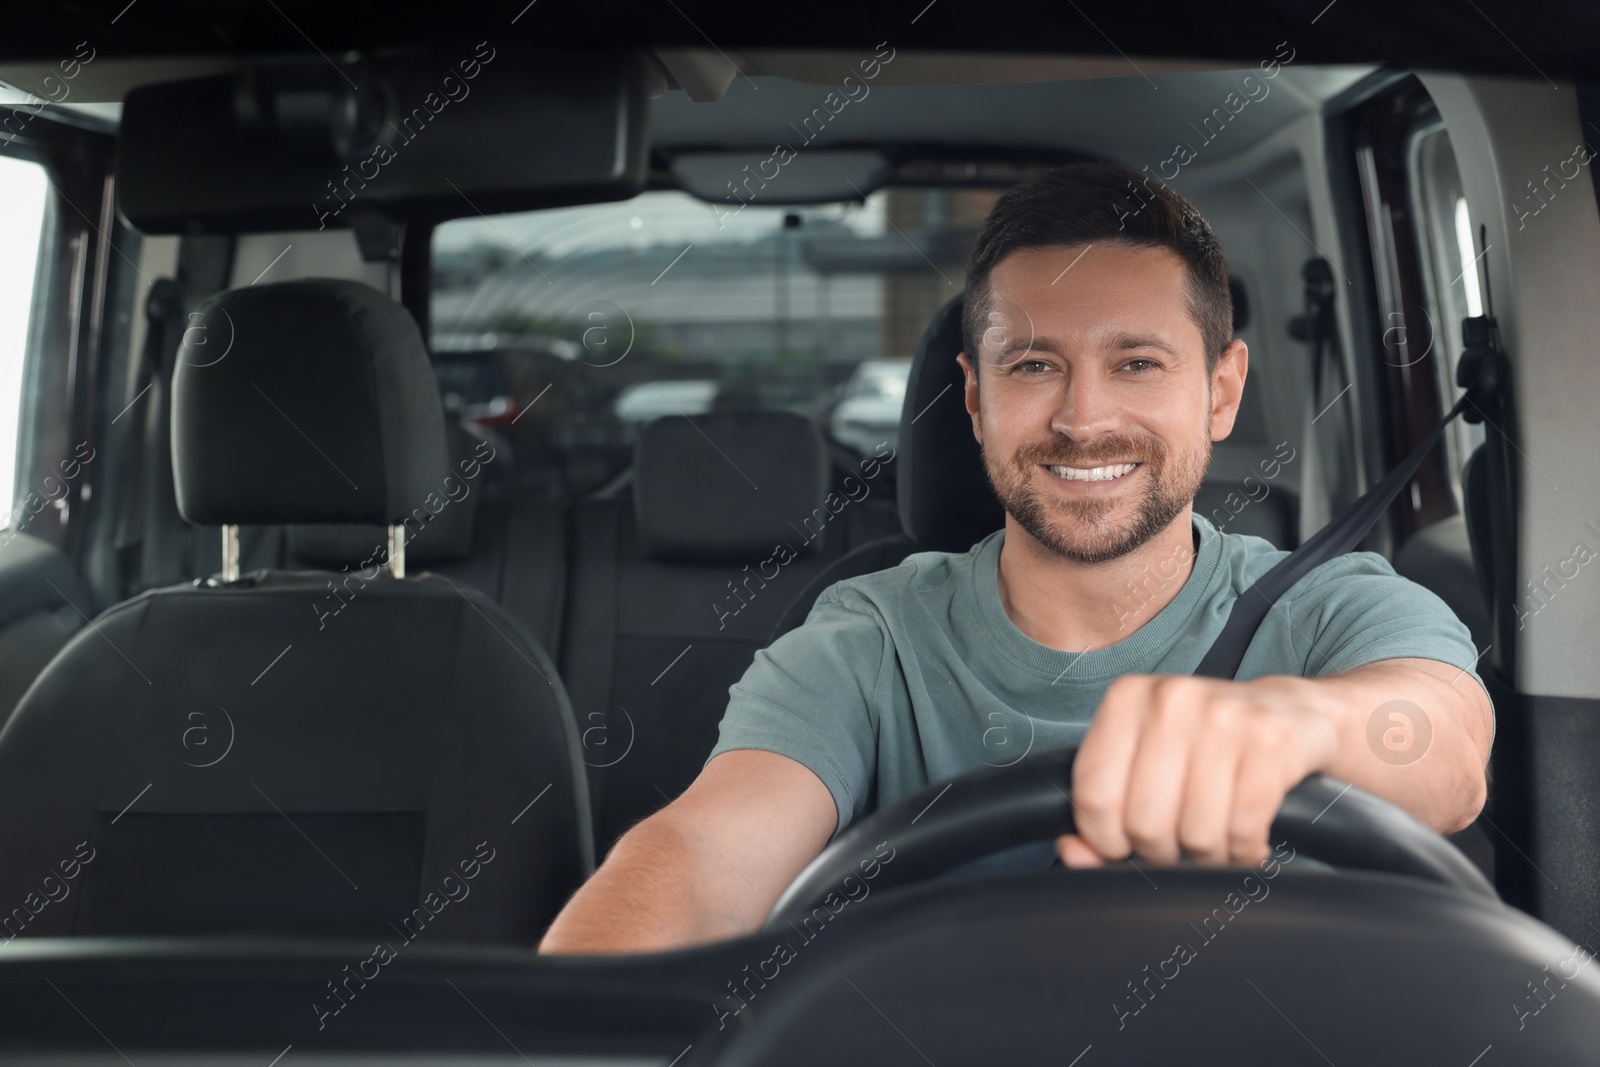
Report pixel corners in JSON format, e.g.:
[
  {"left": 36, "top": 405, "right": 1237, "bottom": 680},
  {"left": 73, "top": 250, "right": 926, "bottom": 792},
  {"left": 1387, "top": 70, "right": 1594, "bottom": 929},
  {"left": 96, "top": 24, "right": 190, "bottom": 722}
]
[{"left": 1194, "top": 311, "right": 1510, "bottom": 680}]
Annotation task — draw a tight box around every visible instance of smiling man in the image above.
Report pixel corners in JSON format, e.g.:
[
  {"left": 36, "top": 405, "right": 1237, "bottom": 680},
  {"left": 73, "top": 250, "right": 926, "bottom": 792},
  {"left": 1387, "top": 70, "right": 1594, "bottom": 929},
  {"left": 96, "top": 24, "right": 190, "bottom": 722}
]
[{"left": 539, "top": 163, "right": 1493, "bottom": 954}]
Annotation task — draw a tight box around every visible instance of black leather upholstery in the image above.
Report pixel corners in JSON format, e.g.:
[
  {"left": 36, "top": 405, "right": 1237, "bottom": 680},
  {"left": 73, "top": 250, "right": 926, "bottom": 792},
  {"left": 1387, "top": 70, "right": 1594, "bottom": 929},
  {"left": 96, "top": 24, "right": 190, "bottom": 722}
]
[
  {"left": 634, "top": 411, "right": 831, "bottom": 563},
  {"left": 172, "top": 279, "right": 450, "bottom": 527},
  {"left": 0, "top": 279, "right": 592, "bottom": 943}
]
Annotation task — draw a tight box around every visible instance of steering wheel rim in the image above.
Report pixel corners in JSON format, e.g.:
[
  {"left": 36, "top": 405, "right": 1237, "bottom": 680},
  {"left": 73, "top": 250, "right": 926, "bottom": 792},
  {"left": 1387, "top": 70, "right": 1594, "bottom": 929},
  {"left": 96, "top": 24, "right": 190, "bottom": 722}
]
[{"left": 765, "top": 746, "right": 1496, "bottom": 930}]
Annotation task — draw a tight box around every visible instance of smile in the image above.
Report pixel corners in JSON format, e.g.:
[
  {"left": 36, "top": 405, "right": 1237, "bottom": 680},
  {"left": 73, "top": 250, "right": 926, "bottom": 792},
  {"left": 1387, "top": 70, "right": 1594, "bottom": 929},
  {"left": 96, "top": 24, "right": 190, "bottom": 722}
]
[{"left": 1046, "top": 462, "right": 1141, "bottom": 483}]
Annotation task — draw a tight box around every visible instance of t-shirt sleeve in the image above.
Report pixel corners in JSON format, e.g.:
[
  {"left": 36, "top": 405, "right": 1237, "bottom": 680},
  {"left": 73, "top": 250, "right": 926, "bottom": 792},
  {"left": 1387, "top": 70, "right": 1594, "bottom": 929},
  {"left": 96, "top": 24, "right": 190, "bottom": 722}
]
[
  {"left": 1279, "top": 550, "right": 1488, "bottom": 693},
  {"left": 706, "top": 581, "right": 889, "bottom": 837}
]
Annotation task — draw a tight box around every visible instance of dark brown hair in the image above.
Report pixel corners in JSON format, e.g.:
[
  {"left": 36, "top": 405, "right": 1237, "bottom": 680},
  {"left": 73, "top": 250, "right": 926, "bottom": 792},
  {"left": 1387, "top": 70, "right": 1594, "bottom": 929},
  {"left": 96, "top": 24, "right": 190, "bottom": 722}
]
[{"left": 964, "top": 162, "right": 1233, "bottom": 371}]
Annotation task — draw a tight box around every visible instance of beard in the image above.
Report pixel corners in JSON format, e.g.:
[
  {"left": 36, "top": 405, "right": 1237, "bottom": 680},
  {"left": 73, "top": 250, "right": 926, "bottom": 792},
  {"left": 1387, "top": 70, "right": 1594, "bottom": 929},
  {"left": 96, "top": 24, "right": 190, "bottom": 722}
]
[{"left": 981, "top": 423, "right": 1211, "bottom": 565}]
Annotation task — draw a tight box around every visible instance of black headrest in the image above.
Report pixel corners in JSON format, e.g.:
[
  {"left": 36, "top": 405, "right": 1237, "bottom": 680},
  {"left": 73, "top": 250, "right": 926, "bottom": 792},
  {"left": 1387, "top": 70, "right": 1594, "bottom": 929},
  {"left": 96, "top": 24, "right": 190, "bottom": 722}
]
[
  {"left": 285, "top": 419, "right": 492, "bottom": 569},
  {"left": 172, "top": 279, "right": 450, "bottom": 527},
  {"left": 896, "top": 292, "right": 1004, "bottom": 550},
  {"left": 634, "top": 411, "right": 828, "bottom": 563}
]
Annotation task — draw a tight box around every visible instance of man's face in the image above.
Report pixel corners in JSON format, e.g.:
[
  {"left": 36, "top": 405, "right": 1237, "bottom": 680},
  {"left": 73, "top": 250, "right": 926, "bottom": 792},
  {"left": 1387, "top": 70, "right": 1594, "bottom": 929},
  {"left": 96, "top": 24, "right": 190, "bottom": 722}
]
[{"left": 957, "top": 243, "right": 1247, "bottom": 564}]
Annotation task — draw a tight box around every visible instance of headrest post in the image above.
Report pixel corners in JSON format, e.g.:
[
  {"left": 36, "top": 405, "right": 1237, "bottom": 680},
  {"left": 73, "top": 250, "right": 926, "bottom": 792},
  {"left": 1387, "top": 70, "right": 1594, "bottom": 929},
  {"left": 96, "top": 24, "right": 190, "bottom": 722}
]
[
  {"left": 220, "top": 525, "right": 240, "bottom": 582},
  {"left": 387, "top": 524, "right": 406, "bottom": 578}
]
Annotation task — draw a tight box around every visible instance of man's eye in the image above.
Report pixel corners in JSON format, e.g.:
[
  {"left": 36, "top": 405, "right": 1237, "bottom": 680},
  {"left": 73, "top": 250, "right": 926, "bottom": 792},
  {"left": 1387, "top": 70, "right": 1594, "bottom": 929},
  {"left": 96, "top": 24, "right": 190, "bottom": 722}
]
[
  {"left": 1123, "top": 358, "right": 1160, "bottom": 373},
  {"left": 1013, "top": 359, "right": 1053, "bottom": 375}
]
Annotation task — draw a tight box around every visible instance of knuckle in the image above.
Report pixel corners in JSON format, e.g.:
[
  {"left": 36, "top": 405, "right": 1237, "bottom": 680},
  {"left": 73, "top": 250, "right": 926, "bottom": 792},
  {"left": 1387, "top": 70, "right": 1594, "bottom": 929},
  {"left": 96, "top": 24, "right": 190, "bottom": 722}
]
[
  {"left": 1150, "top": 697, "right": 1188, "bottom": 728},
  {"left": 1229, "top": 809, "right": 1274, "bottom": 860},
  {"left": 1178, "top": 820, "right": 1223, "bottom": 858},
  {"left": 1150, "top": 675, "right": 1198, "bottom": 704},
  {"left": 1124, "top": 813, "right": 1169, "bottom": 854},
  {"left": 1071, "top": 766, "right": 1116, "bottom": 809},
  {"left": 1073, "top": 788, "right": 1116, "bottom": 828},
  {"left": 1202, "top": 697, "right": 1239, "bottom": 732}
]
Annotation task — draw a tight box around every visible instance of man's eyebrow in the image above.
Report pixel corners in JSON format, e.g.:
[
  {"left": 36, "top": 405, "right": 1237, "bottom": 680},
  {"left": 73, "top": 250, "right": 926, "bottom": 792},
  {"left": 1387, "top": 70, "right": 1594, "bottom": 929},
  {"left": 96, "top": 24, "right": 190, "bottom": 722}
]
[
  {"left": 998, "top": 336, "right": 1061, "bottom": 359},
  {"left": 995, "top": 333, "right": 1180, "bottom": 360},
  {"left": 1107, "top": 331, "right": 1180, "bottom": 356}
]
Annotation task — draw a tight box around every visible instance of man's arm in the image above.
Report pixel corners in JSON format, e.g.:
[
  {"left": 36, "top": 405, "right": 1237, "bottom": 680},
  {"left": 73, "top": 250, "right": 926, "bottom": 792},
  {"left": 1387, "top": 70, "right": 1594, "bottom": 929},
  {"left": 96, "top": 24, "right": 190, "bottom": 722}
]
[
  {"left": 539, "top": 749, "right": 837, "bottom": 954},
  {"left": 1060, "top": 657, "right": 1493, "bottom": 867}
]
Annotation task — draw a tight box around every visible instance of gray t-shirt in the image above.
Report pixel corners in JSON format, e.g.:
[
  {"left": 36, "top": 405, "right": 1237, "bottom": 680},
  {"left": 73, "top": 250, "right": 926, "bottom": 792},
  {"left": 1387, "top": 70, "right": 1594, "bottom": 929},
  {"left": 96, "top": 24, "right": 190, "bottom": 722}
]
[{"left": 709, "top": 513, "right": 1486, "bottom": 838}]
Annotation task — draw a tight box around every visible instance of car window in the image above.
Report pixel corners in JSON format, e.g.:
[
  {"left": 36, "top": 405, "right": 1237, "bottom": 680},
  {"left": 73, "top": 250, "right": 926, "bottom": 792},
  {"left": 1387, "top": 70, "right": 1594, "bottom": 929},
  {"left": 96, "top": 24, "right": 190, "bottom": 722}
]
[
  {"left": 429, "top": 187, "right": 993, "bottom": 499},
  {"left": 0, "top": 152, "right": 49, "bottom": 527},
  {"left": 1408, "top": 122, "right": 1488, "bottom": 509}
]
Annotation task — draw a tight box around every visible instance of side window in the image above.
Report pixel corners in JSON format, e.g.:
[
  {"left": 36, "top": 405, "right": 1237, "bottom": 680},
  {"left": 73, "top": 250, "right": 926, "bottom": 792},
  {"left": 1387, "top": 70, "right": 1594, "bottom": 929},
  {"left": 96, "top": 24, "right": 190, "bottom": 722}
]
[
  {"left": 0, "top": 152, "right": 50, "bottom": 528},
  {"left": 1408, "top": 122, "right": 1487, "bottom": 510}
]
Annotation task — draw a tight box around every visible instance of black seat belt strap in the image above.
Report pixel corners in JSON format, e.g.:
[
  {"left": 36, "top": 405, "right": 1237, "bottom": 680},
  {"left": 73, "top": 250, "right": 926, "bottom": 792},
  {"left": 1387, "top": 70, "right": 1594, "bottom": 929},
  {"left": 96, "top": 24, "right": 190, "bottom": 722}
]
[{"left": 1194, "top": 308, "right": 1509, "bottom": 680}]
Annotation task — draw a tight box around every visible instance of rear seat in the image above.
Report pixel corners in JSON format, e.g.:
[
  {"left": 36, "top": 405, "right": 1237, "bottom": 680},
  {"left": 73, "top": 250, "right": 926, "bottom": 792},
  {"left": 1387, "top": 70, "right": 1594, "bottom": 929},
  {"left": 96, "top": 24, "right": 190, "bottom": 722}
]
[{"left": 563, "top": 411, "right": 888, "bottom": 850}]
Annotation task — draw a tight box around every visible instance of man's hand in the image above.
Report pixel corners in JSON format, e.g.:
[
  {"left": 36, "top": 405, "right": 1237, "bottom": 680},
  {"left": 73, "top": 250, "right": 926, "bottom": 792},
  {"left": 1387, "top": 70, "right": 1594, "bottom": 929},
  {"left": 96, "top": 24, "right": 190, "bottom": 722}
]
[{"left": 1057, "top": 659, "right": 1493, "bottom": 868}]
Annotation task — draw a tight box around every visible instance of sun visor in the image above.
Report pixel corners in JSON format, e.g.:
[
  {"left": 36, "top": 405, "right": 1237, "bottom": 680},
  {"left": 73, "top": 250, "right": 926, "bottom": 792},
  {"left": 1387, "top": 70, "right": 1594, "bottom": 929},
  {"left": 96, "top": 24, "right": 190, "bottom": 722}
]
[{"left": 116, "top": 46, "right": 651, "bottom": 234}]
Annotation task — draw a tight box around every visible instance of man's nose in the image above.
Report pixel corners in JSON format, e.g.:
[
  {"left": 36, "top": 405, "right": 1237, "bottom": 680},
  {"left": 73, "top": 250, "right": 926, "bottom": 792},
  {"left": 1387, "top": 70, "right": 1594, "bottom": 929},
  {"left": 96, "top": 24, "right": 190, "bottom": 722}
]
[{"left": 1049, "top": 369, "right": 1120, "bottom": 439}]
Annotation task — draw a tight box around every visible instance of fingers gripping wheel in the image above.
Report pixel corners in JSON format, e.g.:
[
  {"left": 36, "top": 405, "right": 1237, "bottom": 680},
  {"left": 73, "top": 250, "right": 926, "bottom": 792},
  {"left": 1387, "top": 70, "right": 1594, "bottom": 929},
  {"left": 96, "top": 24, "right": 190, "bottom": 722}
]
[{"left": 765, "top": 747, "right": 1496, "bottom": 930}]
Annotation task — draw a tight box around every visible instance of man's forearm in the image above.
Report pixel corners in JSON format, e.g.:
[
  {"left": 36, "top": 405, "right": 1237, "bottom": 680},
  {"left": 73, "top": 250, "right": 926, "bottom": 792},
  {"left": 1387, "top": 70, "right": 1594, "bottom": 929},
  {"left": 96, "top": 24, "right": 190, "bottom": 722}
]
[
  {"left": 538, "top": 813, "right": 758, "bottom": 955},
  {"left": 1308, "top": 657, "right": 1493, "bottom": 834}
]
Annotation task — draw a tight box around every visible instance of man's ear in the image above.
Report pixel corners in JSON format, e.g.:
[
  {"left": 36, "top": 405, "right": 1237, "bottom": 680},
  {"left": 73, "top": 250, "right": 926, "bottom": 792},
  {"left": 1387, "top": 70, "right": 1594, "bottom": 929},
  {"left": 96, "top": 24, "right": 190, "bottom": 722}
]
[
  {"left": 955, "top": 351, "right": 983, "bottom": 444},
  {"left": 1209, "top": 339, "right": 1249, "bottom": 442}
]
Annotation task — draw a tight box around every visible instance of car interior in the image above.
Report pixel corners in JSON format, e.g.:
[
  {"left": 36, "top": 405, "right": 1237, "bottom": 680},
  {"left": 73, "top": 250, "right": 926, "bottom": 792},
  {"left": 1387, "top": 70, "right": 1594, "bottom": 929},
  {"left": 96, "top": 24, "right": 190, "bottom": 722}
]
[{"left": 1, "top": 2, "right": 1599, "bottom": 1063}]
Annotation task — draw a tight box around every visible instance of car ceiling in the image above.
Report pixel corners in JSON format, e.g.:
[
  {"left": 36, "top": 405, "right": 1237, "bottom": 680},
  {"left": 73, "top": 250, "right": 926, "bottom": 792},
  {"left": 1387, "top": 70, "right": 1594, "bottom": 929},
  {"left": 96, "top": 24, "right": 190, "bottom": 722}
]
[
  {"left": 650, "top": 66, "right": 1373, "bottom": 166},
  {"left": 2, "top": 48, "right": 1373, "bottom": 177},
  {"left": 0, "top": 0, "right": 1597, "bottom": 78}
]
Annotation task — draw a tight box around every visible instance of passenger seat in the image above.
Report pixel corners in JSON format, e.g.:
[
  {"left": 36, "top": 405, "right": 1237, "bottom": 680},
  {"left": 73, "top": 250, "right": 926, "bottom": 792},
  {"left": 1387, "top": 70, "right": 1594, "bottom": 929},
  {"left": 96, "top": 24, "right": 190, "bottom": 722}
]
[{"left": 0, "top": 279, "right": 592, "bottom": 943}]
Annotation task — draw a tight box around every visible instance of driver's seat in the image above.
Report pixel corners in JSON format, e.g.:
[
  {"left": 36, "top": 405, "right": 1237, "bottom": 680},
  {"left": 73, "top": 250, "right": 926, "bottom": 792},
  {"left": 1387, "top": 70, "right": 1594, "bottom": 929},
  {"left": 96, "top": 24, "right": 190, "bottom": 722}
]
[{"left": 772, "top": 293, "right": 1002, "bottom": 638}]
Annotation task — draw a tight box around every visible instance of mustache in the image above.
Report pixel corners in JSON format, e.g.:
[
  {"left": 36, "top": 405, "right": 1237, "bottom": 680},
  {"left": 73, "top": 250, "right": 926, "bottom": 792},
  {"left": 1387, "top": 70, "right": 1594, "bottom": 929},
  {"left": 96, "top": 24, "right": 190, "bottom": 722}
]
[{"left": 1012, "top": 435, "right": 1165, "bottom": 469}]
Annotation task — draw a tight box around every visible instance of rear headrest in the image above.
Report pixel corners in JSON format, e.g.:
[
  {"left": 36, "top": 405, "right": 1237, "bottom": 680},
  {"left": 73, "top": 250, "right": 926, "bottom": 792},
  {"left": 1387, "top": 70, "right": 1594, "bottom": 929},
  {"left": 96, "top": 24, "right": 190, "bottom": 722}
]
[
  {"left": 896, "top": 292, "right": 1004, "bottom": 550},
  {"left": 635, "top": 411, "right": 829, "bottom": 563},
  {"left": 172, "top": 279, "right": 450, "bottom": 527}
]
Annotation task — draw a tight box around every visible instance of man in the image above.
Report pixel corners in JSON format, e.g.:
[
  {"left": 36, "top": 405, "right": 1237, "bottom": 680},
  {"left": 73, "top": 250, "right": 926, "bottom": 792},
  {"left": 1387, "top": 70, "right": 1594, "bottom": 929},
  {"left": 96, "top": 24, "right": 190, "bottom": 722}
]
[{"left": 539, "top": 162, "right": 1493, "bottom": 954}]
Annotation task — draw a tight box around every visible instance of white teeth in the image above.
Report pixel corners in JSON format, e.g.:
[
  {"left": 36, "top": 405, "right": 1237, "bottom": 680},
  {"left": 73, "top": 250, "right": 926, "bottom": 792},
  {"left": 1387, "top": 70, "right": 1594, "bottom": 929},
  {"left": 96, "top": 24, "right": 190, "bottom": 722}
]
[{"left": 1049, "top": 463, "right": 1138, "bottom": 482}]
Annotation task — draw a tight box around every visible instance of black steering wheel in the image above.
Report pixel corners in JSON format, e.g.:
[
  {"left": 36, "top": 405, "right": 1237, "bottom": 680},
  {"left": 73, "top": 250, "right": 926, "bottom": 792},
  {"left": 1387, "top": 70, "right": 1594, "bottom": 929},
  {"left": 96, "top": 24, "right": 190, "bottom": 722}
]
[{"left": 766, "top": 746, "right": 1495, "bottom": 929}]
